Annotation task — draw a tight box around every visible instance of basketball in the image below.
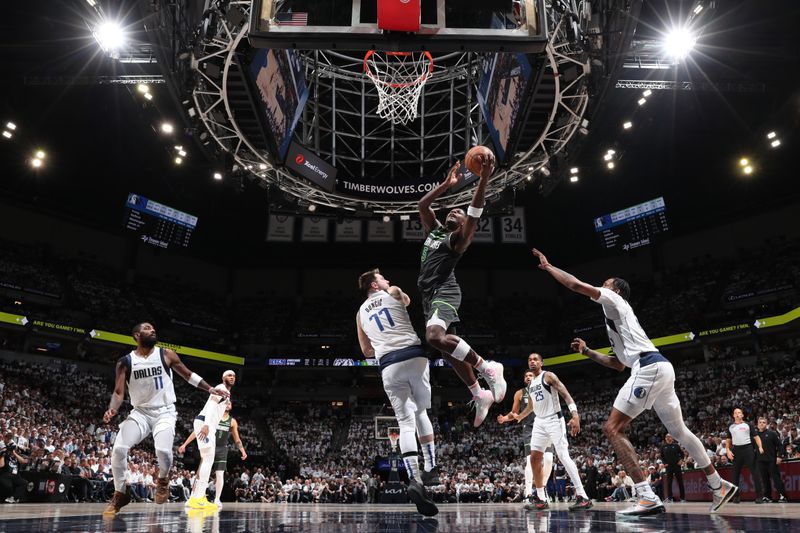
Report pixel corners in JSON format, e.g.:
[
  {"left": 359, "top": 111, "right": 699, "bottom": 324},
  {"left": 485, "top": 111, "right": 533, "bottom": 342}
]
[{"left": 464, "top": 145, "right": 495, "bottom": 175}]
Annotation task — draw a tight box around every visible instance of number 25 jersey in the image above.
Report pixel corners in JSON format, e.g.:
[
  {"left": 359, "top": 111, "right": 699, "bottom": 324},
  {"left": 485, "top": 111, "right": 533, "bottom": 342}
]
[{"left": 359, "top": 290, "right": 421, "bottom": 360}]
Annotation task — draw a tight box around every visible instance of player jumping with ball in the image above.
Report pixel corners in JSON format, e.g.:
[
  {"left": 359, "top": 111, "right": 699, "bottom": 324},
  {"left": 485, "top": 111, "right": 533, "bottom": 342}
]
[
  {"left": 531, "top": 248, "right": 737, "bottom": 517},
  {"left": 417, "top": 149, "right": 507, "bottom": 427}
]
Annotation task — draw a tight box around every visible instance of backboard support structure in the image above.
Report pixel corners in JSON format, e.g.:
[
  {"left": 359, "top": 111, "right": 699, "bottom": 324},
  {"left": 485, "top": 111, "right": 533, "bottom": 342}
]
[{"left": 249, "top": 0, "right": 547, "bottom": 52}]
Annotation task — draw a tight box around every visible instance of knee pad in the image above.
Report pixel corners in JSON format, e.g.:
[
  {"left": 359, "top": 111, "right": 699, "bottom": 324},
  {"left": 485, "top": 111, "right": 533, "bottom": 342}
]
[{"left": 451, "top": 338, "right": 471, "bottom": 361}]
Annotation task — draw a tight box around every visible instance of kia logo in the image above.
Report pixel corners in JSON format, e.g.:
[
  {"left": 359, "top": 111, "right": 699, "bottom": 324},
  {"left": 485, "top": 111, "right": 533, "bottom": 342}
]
[{"left": 295, "top": 154, "right": 305, "bottom": 165}]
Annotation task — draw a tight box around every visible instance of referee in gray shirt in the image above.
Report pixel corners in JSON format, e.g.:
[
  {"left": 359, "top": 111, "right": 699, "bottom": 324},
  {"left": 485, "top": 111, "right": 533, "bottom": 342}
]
[{"left": 726, "top": 407, "right": 765, "bottom": 503}]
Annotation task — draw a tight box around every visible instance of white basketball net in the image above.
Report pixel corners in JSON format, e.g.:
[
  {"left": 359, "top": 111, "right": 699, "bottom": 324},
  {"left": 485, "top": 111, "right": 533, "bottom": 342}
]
[
  {"left": 388, "top": 429, "right": 400, "bottom": 452},
  {"left": 364, "top": 51, "right": 434, "bottom": 125}
]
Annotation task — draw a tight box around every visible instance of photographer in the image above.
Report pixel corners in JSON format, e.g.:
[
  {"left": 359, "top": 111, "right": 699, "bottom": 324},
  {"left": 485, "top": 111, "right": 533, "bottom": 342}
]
[{"left": 0, "top": 434, "right": 29, "bottom": 503}]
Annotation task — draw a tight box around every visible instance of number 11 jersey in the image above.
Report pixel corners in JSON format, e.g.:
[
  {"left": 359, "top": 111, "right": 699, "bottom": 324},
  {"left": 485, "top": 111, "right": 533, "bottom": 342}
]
[
  {"left": 124, "top": 347, "right": 177, "bottom": 410},
  {"left": 359, "top": 290, "right": 421, "bottom": 360}
]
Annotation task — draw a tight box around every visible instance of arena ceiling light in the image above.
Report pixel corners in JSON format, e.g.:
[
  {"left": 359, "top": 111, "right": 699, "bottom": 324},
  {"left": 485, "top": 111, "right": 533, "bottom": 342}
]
[
  {"left": 30, "top": 158, "right": 43, "bottom": 169},
  {"left": 642, "top": 89, "right": 652, "bottom": 98},
  {"left": 160, "top": 122, "right": 174, "bottom": 134},
  {"left": 738, "top": 157, "right": 749, "bottom": 167},
  {"left": 137, "top": 84, "right": 149, "bottom": 94},
  {"left": 6, "top": 122, "right": 16, "bottom": 131},
  {"left": 637, "top": 98, "right": 647, "bottom": 106},
  {"left": 603, "top": 153, "right": 613, "bottom": 161},
  {"left": 93, "top": 20, "right": 127, "bottom": 53},
  {"left": 382, "top": 215, "right": 391, "bottom": 223},
  {"left": 174, "top": 157, "right": 183, "bottom": 165},
  {"left": 607, "top": 161, "right": 616, "bottom": 170},
  {"left": 2, "top": 131, "right": 11, "bottom": 139},
  {"left": 143, "top": 93, "right": 153, "bottom": 101},
  {"left": 213, "top": 172, "right": 223, "bottom": 181},
  {"left": 766, "top": 131, "right": 777, "bottom": 139},
  {"left": 569, "top": 175, "right": 579, "bottom": 183},
  {"left": 623, "top": 121, "right": 632, "bottom": 130},
  {"left": 570, "top": 167, "right": 579, "bottom": 175},
  {"left": 663, "top": 26, "right": 697, "bottom": 60},
  {"left": 770, "top": 139, "right": 781, "bottom": 148},
  {"left": 308, "top": 204, "right": 317, "bottom": 212},
  {"left": 177, "top": 149, "right": 187, "bottom": 157},
  {"left": 743, "top": 165, "right": 753, "bottom": 175}
]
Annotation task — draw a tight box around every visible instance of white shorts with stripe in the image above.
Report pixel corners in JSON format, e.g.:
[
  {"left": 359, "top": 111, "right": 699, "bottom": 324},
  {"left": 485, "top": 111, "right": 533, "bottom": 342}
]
[
  {"left": 529, "top": 414, "right": 567, "bottom": 453},
  {"left": 381, "top": 357, "right": 431, "bottom": 418},
  {"left": 613, "top": 359, "right": 677, "bottom": 419}
]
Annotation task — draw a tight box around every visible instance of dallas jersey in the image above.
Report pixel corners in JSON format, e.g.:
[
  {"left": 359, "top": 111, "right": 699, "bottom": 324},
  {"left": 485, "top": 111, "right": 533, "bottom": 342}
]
[
  {"left": 527, "top": 371, "right": 561, "bottom": 417},
  {"left": 591, "top": 287, "right": 658, "bottom": 368},
  {"left": 124, "top": 347, "right": 176, "bottom": 409},
  {"left": 359, "top": 290, "right": 421, "bottom": 359}
]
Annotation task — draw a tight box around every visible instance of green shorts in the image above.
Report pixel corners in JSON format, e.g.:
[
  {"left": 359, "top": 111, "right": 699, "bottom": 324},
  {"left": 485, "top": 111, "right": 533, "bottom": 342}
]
[
  {"left": 422, "top": 281, "right": 462, "bottom": 329},
  {"left": 211, "top": 448, "right": 228, "bottom": 472}
]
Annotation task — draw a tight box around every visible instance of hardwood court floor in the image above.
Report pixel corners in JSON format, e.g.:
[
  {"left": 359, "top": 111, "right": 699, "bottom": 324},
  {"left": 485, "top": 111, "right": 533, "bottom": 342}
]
[{"left": 0, "top": 501, "right": 797, "bottom": 532}]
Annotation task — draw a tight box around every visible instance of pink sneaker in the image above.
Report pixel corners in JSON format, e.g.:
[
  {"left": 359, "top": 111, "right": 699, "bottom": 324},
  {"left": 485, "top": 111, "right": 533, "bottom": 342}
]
[{"left": 469, "top": 389, "right": 494, "bottom": 427}]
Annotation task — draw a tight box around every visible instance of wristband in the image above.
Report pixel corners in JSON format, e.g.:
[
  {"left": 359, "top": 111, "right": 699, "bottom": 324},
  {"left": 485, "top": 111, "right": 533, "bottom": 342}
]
[
  {"left": 467, "top": 206, "right": 484, "bottom": 218},
  {"left": 581, "top": 346, "right": 589, "bottom": 355},
  {"left": 568, "top": 403, "right": 578, "bottom": 414},
  {"left": 188, "top": 372, "right": 203, "bottom": 387}
]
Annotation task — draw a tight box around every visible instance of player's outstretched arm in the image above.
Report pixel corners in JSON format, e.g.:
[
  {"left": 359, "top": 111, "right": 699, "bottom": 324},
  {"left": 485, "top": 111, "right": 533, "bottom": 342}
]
[
  {"left": 355, "top": 312, "right": 375, "bottom": 358},
  {"left": 164, "top": 349, "right": 230, "bottom": 398},
  {"left": 544, "top": 372, "right": 581, "bottom": 436},
  {"left": 386, "top": 286, "right": 411, "bottom": 307},
  {"left": 512, "top": 400, "right": 534, "bottom": 423},
  {"left": 531, "top": 249, "right": 601, "bottom": 300},
  {"left": 103, "top": 357, "right": 128, "bottom": 423},
  {"left": 178, "top": 431, "right": 197, "bottom": 454},
  {"left": 571, "top": 338, "right": 625, "bottom": 372},
  {"left": 231, "top": 418, "right": 247, "bottom": 460},
  {"left": 418, "top": 162, "right": 461, "bottom": 232},
  {"left": 497, "top": 390, "right": 523, "bottom": 424},
  {"left": 453, "top": 152, "right": 494, "bottom": 254}
]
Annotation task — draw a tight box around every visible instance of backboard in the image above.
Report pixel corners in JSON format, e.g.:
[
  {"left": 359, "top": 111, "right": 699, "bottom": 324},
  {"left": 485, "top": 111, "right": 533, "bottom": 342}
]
[{"left": 249, "top": 0, "right": 548, "bottom": 53}]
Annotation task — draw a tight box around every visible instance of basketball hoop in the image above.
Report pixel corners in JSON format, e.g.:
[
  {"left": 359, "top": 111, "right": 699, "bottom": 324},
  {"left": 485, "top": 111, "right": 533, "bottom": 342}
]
[
  {"left": 364, "top": 50, "right": 434, "bottom": 125},
  {"left": 388, "top": 428, "right": 400, "bottom": 452}
]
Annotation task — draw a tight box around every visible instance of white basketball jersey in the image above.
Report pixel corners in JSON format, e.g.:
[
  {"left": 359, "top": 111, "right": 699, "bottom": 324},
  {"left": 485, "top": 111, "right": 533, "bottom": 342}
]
[
  {"left": 359, "top": 290, "right": 421, "bottom": 359},
  {"left": 126, "top": 347, "right": 176, "bottom": 409},
  {"left": 527, "top": 371, "right": 561, "bottom": 417},
  {"left": 591, "top": 287, "right": 657, "bottom": 368},
  {"left": 197, "top": 383, "right": 230, "bottom": 433}
]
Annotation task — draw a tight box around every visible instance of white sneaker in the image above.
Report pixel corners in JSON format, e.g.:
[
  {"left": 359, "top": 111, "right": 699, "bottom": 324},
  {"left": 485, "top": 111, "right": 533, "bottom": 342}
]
[
  {"left": 469, "top": 389, "right": 494, "bottom": 427},
  {"left": 710, "top": 479, "right": 738, "bottom": 513},
  {"left": 616, "top": 494, "right": 666, "bottom": 517},
  {"left": 5, "top": 497, "right": 17, "bottom": 503},
  {"left": 480, "top": 361, "right": 507, "bottom": 403},
  {"left": 214, "top": 501, "right": 223, "bottom": 510}
]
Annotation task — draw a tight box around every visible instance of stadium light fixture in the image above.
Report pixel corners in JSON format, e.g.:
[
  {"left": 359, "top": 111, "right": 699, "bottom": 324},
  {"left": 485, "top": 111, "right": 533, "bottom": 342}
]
[
  {"left": 766, "top": 131, "right": 776, "bottom": 139},
  {"left": 570, "top": 167, "right": 579, "bottom": 175},
  {"left": 607, "top": 162, "right": 616, "bottom": 170},
  {"left": 770, "top": 139, "right": 781, "bottom": 148},
  {"left": 693, "top": 4, "right": 703, "bottom": 15},
  {"left": 31, "top": 158, "right": 43, "bottom": 168},
  {"left": 623, "top": 121, "right": 632, "bottom": 130},
  {"left": 642, "top": 89, "right": 652, "bottom": 97},
  {"left": 6, "top": 122, "right": 16, "bottom": 131},
  {"left": 36, "top": 150, "right": 46, "bottom": 159},
  {"left": 174, "top": 157, "right": 183, "bottom": 165},
  {"left": 526, "top": 175, "right": 532, "bottom": 181},
  {"left": 603, "top": 153, "right": 613, "bottom": 161},
  {"left": 160, "top": 122, "right": 174, "bottom": 134},
  {"left": 743, "top": 165, "right": 753, "bottom": 175},
  {"left": 93, "top": 21, "right": 126, "bottom": 53},
  {"left": 86, "top": 0, "right": 97, "bottom": 6},
  {"left": 638, "top": 98, "right": 647, "bottom": 106},
  {"left": 382, "top": 215, "right": 391, "bottom": 223},
  {"left": 178, "top": 150, "right": 187, "bottom": 157},
  {"left": 539, "top": 166, "right": 551, "bottom": 177},
  {"left": 308, "top": 204, "right": 317, "bottom": 212},
  {"left": 259, "top": 163, "right": 267, "bottom": 170},
  {"left": 137, "top": 84, "right": 149, "bottom": 94},
  {"left": 738, "top": 158, "right": 749, "bottom": 167},
  {"left": 213, "top": 172, "right": 223, "bottom": 180},
  {"left": 2, "top": 131, "right": 11, "bottom": 139},
  {"left": 606, "top": 149, "right": 616, "bottom": 155},
  {"left": 663, "top": 26, "right": 697, "bottom": 60},
  {"left": 143, "top": 93, "right": 153, "bottom": 101},
  {"left": 569, "top": 176, "right": 579, "bottom": 183}
]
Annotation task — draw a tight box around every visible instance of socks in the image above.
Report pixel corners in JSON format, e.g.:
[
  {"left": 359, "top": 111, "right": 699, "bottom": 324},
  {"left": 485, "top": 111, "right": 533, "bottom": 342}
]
[
  {"left": 468, "top": 382, "right": 482, "bottom": 397},
  {"left": 422, "top": 442, "right": 436, "bottom": 472},
  {"left": 707, "top": 471, "right": 722, "bottom": 491},
  {"left": 404, "top": 455, "right": 423, "bottom": 483},
  {"left": 524, "top": 460, "right": 533, "bottom": 497},
  {"left": 214, "top": 471, "right": 224, "bottom": 503},
  {"left": 536, "top": 487, "right": 546, "bottom": 500},
  {"left": 635, "top": 480, "right": 655, "bottom": 498},
  {"left": 475, "top": 358, "right": 488, "bottom": 373}
]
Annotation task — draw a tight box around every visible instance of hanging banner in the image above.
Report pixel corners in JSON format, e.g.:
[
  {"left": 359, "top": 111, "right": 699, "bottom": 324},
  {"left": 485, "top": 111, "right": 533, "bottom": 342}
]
[
  {"left": 401, "top": 219, "right": 426, "bottom": 241},
  {"left": 301, "top": 217, "right": 329, "bottom": 242},
  {"left": 500, "top": 207, "right": 526, "bottom": 243},
  {"left": 367, "top": 220, "right": 394, "bottom": 242},
  {"left": 267, "top": 214, "right": 295, "bottom": 242},
  {"left": 335, "top": 219, "right": 362, "bottom": 242},
  {"left": 472, "top": 217, "right": 495, "bottom": 243}
]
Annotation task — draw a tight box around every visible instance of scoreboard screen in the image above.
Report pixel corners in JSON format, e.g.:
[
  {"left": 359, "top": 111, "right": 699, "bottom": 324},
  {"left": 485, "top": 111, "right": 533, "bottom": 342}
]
[
  {"left": 124, "top": 193, "right": 198, "bottom": 249},
  {"left": 594, "top": 197, "right": 669, "bottom": 251}
]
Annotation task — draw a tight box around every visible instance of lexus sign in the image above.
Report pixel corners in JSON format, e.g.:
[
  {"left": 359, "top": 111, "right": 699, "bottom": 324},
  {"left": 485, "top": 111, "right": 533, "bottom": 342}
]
[{"left": 286, "top": 141, "right": 338, "bottom": 193}]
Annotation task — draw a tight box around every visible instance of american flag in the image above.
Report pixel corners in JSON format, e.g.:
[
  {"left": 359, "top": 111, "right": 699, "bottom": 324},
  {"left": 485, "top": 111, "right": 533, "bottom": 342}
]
[{"left": 276, "top": 12, "right": 308, "bottom": 26}]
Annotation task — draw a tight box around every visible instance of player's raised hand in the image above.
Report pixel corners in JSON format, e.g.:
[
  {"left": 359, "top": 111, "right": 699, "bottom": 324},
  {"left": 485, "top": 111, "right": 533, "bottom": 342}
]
[
  {"left": 567, "top": 414, "right": 581, "bottom": 437},
  {"left": 445, "top": 161, "right": 462, "bottom": 188},
  {"left": 531, "top": 248, "right": 550, "bottom": 270},
  {"left": 478, "top": 152, "right": 495, "bottom": 180},
  {"left": 212, "top": 387, "right": 231, "bottom": 399},
  {"left": 103, "top": 408, "right": 117, "bottom": 424},
  {"left": 571, "top": 338, "right": 587, "bottom": 354}
]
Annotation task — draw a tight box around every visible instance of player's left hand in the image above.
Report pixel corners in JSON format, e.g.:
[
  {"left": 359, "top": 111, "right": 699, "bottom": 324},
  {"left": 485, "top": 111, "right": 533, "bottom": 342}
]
[
  {"left": 445, "top": 161, "right": 463, "bottom": 188},
  {"left": 497, "top": 414, "right": 508, "bottom": 424},
  {"left": 212, "top": 387, "right": 231, "bottom": 399},
  {"left": 103, "top": 408, "right": 117, "bottom": 424},
  {"left": 241, "top": 450, "right": 248, "bottom": 460},
  {"left": 759, "top": 447, "right": 765, "bottom": 455},
  {"left": 478, "top": 153, "right": 495, "bottom": 180},
  {"left": 198, "top": 425, "right": 210, "bottom": 440},
  {"left": 532, "top": 248, "right": 550, "bottom": 270},
  {"left": 567, "top": 414, "right": 581, "bottom": 436}
]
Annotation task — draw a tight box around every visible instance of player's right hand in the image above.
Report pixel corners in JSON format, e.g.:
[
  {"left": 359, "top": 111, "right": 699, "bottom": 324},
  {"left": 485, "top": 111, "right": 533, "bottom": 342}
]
[
  {"left": 568, "top": 415, "right": 581, "bottom": 437},
  {"left": 212, "top": 387, "right": 231, "bottom": 399},
  {"left": 178, "top": 444, "right": 186, "bottom": 455},
  {"left": 726, "top": 450, "right": 734, "bottom": 461},
  {"left": 531, "top": 248, "right": 550, "bottom": 270},
  {"left": 571, "top": 338, "right": 586, "bottom": 353},
  {"left": 497, "top": 414, "right": 507, "bottom": 424},
  {"left": 445, "top": 161, "right": 462, "bottom": 187},
  {"left": 103, "top": 408, "right": 117, "bottom": 423}
]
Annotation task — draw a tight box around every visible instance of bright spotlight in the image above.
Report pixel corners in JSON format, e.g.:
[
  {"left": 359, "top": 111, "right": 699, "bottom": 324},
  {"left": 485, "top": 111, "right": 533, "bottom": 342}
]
[
  {"left": 2, "top": 131, "right": 11, "bottom": 139},
  {"left": 739, "top": 158, "right": 749, "bottom": 167},
  {"left": 308, "top": 204, "right": 317, "bottom": 212},
  {"left": 570, "top": 167, "right": 579, "bottom": 175},
  {"left": 607, "top": 162, "right": 615, "bottom": 169},
  {"left": 642, "top": 89, "right": 652, "bottom": 97},
  {"left": 160, "top": 123, "right": 174, "bottom": 134},
  {"left": 382, "top": 215, "right": 391, "bottom": 223},
  {"left": 638, "top": 98, "right": 647, "bottom": 106},
  {"left": 743, "top": 165, "right": 753, "bottom": 175},
  {"left": 623, "top": 121, "right": 632, "bottom": 130},
  {"left": 94, "top": 21, "right": 126, "bottom": 53},
  {"left": 693, "top": 4, "right": 703, "bottom": 15},
  {"left": 569, "top": 176, "right": 579, "bottom": 183},
  {"left": 526, "top": 175, "right": 532, "bottom": 181},
  {"left": 663, "top": 26, "right": 697, "bottom": 60},
  {"left": 137, "top": 84, "right": 149, "bottom": 94},
  {"left": 213, "top": 172, "right": 223, "bottom": 180},
  {"left": 6, "top": 122, "right": 16, "bottom": 131},
  {"left": 174, "top": 157, "right": 183, "bottom": 165},
  {"left": 770, "top": 139, "right": 781, "bottom": 148},
  {"left": 36, "top": 151, "right": 46, "bottom": 160},
  {"left": 143, "top": 93, "right": 153, "bottom": 101},
  {"left": 606, "top": 149, "right": 616, "bottom": 155},
  {"left": 31, "top": 158, "right": 43, "bottom": 168},
  {"left": 766, "top": 131, "right": 776, "bottom": 139},
  {"left": 258, "top": 163, "right": 267, "bottom": 170},
  {"left": 178, "top": 150, "right": 187, "bottom": 157},
  {"left": 603, "top": 153, "right": 613, "bottom": 161}
]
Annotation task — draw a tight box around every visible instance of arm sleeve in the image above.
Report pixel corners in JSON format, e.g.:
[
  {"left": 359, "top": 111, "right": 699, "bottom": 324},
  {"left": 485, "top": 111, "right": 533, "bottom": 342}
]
[
  {"left": 590, "top": 287, "right": 627, "bottom": 310},
  {"left": 198, "top": 385, "right": 227, "bottom": 429}
]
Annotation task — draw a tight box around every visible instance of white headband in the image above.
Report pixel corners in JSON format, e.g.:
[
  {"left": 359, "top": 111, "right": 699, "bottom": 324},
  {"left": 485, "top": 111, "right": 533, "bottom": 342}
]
[{"left": 222, "top": 370, "right": 236, "bottom": 378}]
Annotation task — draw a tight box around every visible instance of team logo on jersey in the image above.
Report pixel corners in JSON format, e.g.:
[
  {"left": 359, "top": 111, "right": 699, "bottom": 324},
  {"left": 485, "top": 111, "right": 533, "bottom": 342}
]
[{"left": 633, "top": 387, "right": 647, "bottom": 399}]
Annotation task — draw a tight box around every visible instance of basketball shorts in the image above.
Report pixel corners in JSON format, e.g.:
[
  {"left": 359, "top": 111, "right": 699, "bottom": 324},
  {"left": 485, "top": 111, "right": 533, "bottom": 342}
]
[
  {"left": 381, "top": 356, "right": 432, "bottom": 418},
  {"left": 212, "top": 447, "right": 228, "bottom": 471},
  {"left": 422, "top": 281, "right": 461, "bottom": 329},
  {"left": 530, "top": 415, "right": 567, "bottom": 453},
  {"left": 125, "top": 404, "right": 177, "bottom": 440},
  {"left": 613, "top": 358, "right": 676, "bottom": 419},
  {"left": 193, "top": 417, "right": 217, "bottom": 452}
]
